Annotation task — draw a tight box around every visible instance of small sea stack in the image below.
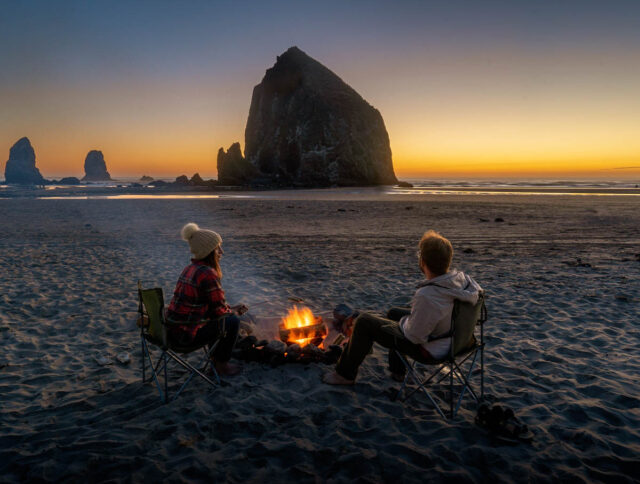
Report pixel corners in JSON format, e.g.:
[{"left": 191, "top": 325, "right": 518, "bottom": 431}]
[
  {"left": 4, "top": 137, "right": 46, "bottom": 184},
  {"left": 82, "top": 150, "right": 112, "bottom": 181}
]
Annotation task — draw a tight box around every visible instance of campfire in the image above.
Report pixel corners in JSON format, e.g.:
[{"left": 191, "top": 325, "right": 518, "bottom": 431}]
[
  {"left": 232, "top": 304, "right": 342, "bottom": 367},
  {"left": 279, "top": 305, "right": 328, "bottom": 348}
]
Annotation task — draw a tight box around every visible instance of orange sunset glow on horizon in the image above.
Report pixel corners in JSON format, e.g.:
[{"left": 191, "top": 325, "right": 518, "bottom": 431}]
[{"left": 1, "top": 2, "right": 639, "bottom": 181}]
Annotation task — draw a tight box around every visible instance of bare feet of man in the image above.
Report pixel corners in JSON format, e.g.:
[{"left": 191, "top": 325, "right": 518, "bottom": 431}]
[{"left": 322, "top": 371, "right": 355, "bottom": 385}]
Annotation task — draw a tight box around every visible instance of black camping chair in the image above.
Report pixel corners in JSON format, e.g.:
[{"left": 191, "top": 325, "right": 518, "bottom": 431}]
[
  {"left": 393, "top": 293, "right": 487, "bottom": 419},
  {"left": 137, "top": 281, "right": 225, "bottom": 403}
]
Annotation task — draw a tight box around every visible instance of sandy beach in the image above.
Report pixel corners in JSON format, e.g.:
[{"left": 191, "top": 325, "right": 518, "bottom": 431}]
[{"left": 1, "top": 190, "right": 639, "bottom": 482}]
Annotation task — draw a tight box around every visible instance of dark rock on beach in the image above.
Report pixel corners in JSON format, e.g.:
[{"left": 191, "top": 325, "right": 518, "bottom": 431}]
[
  {"left": 58, "top": 177, "right": 81, "bottom": 185},
  {"left": 82, "top": 150, "right": 112, "bottom": 181},
  {"left": 190, "top": 173, "right": 205, "bottom": 185},
  {"left": 217, "top": 142, "right": 257, "bottom": 185},
  {"left": 226, "top": 46, "right": 397, "bottom": 187},
  {"left": 397, "top": 181, "right": 413, "bottom": 188},
  {"left": 4, "top": 137, "right": 46, "bottom": 185}
]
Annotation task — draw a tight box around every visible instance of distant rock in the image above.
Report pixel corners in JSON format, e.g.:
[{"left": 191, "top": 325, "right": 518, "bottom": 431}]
[
  {"left": 139, "top": 175, "right": 154, "bottom": 183},
  {"left": 190, "top": 173, "right": 205, "bottom": 185},
  {"left": 397, "top": 181, "right": 413, "bottom": 188},
  {"left": 175, "top": 175, "right": 189, "bottom": 185},
  {"left": 58, "top": 177, "right": 81, "bottom": 185},
  {"left": 237, "top": 46, "right": 397, "bottom": 187},
  {"left": 4, "top": 137, "right": 46, "bottom": 184},
  {"left": 217, "top": 142, "right": 257, "bottom": 185},
  {"left": 82, "top": 150, "right": 112, "bottom": 181}
]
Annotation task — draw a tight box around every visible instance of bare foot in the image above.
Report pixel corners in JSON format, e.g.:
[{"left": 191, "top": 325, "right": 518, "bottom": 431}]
[
  {"left": 322, "top": 371, "right": 355, "bottom": 385},
  {"left": 214, "top": 361, "right": 241, "bottom": 377}
]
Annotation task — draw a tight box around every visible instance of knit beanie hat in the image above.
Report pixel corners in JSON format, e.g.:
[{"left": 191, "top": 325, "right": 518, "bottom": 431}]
[{"left": 181, "top": 223, "right": 222, "bottom": 260}]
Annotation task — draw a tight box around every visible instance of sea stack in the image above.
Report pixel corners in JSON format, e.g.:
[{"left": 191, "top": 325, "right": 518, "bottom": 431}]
[
  {"left": 4, "top": 137, "right": 46, "bottom": 184},
  {"left": 217, "top": 142, "right": 257, "bottom": 185},
  {"left": 220, "top": 46, "right": 397, "bottom": 187},
  {"left": 82, "top": 150, "right": 112, "bottom": 181}
]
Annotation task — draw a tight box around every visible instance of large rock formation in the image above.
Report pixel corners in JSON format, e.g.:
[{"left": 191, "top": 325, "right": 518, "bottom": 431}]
[
  {"left": 217, "top": 142, "right": 257, "bottom": 185},
  {"left": 218, "top": 47, "right": 397, "bottom": 187},
  {"left": 82, "top": 150, "right": 112, "bottom": 181},
  {"left": 4, "top": 137, "right": 46, "bottom": 184}
]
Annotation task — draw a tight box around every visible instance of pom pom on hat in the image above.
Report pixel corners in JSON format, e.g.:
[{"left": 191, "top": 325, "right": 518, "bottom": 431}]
[
  {"left": 180, "top": 222, "right": 222, "bottom": 259},
  {"left": 181, "top": 222, "right": 200, "bottom": 241}
]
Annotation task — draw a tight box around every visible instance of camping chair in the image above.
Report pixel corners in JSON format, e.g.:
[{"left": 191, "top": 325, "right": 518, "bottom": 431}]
[
  {"left": 393, "top": 293, "right": 487, "bottom": 419},
  {"left": 137, "top": 281, "right": 224, "bottom": 403}
]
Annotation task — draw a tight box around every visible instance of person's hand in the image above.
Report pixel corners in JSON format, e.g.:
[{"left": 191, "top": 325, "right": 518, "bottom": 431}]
[{"left": 231, "top": 304, "right": 248, "bottom": 315}]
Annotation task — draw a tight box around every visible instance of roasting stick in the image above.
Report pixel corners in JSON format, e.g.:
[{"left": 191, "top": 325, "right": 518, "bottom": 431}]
[{"left": 247, "top": 296, "right": 311, "bottom": 310}]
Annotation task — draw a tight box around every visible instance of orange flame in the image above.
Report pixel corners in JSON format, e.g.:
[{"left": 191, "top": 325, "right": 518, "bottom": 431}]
[
  {"left": 281, "top": 306, "right": 318, "bottom": 346},
  {"left": 282, "top": 306, "right": 315, "bottom": 329}
]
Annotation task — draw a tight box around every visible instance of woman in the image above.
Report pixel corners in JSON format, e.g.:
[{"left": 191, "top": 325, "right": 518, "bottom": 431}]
[{"left": 166, "top": 222, "right": 247, "bottom": 376}]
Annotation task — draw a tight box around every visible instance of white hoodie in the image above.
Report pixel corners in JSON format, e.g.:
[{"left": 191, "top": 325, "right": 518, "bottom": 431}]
[{"left": 399, "top": 270, "right": 482, "bottom": 360}]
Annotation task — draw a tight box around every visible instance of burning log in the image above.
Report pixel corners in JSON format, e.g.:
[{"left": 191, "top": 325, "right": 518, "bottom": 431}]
[
  {"left": 278, "top": 306, "right": 328, "bottom": 347},
  {"left": 279, "top": 320, "right": 327, "bottom": 346}
]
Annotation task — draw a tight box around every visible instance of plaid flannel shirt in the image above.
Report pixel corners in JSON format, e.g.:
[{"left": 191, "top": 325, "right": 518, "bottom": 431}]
[{"left": 166, "top": 260, "right": 231, "bottom": 340}]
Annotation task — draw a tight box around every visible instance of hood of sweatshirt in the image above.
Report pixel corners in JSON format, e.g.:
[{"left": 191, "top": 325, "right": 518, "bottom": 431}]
[{"left": 417, "top": 270, "right": 482, "bottom": 304}]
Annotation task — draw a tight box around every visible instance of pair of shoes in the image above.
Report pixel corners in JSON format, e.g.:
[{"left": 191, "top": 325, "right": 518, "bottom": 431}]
[
  {"left": 214, "top": 361, "right": 242, "bottom": 377},
  {"left": 322, "top": 371, "right": 355, "bottom": 385},
  {"left": 476, "top": 402, "right": 533, "bottom": 444}
]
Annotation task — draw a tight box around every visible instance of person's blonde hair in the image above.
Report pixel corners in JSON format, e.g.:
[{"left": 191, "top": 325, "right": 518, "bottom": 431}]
[{"left": 418, "top": 230, "right": 453, "bottom": 276}]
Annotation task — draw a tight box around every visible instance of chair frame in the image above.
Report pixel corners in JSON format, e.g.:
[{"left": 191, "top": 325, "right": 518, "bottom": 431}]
[
  {"left": 138, "top": 281, "right": 223, "bottom": 403},
  {"left": 394, "top": 294, "right": 487, "bottom": 419}
]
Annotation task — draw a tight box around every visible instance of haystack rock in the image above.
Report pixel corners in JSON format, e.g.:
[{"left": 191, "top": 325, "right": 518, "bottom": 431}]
[
  {"left": 221, "top": 46, "right": 397, "bottom": 187},
  {"left": 82, "top": 150, "right": 111, "bottom": 181},
  {"left": 4, "top": 137, "right": 46, "bottom": 184}
]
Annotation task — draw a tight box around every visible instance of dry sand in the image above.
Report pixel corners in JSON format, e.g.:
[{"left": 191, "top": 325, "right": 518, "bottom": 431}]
[{"left": 0, "top": 190, "right": 639, "bottom": 482}]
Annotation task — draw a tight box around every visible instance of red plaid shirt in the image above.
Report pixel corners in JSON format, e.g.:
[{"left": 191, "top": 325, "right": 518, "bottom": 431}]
[{"left": 166, "top": 260, "right": 231, "bottom": 339}]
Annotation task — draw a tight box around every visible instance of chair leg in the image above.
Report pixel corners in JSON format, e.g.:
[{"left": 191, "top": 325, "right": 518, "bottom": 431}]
[
  {"left": 393, "top": 350, "right": 486, "bottom": 420},
  {"left": 142, "top": 339, "right": 166, "bottom": 402},
  {"left": 480, "top": 344, "right": 485, "bottom": 400},
  {"left": 164, "top": 353, "right": 169, "bottom": 404},
  {"left": 450, "top": 362, "right": 454, "bottom": 418},
  {"left": 141, "top": 335, "right": 146, "bottom": 383},
  {"left": 166, "top": 351, "right": 218, "bottom": 386},
  {"left": 395, "top": 351, "right": 447, "bottom": 419},
  {"left": 452, "top": 351, "right": 480, "bottom": 417},
  {"left": 142, "top": 337, "right": 223, "bottom": 403}
]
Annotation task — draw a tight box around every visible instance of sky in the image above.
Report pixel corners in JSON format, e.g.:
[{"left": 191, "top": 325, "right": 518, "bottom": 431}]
[{"left": 1, "top": 0, "right": 639, "bottom": 179}]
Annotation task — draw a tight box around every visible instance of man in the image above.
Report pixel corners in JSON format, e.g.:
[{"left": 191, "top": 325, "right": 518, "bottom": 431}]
[{"left": 323, "top": 230, "right": 482, "bottom": 385}]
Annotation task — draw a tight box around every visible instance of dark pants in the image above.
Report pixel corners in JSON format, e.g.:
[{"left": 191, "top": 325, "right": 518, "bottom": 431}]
[
  {"left": 335, "top": 307, "right": 433, "bottom": 381},
  {"left": 176, "top": 313, "right": 240, "bottom": 363}
]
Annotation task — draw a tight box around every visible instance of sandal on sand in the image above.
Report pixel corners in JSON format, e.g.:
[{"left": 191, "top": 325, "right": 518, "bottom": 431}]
[
  {"left": 475, "top": 402, "right": 533, "bottom": 444},
  {"left": 323, "top": 371, "right": 355, "bottom": 385}
]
